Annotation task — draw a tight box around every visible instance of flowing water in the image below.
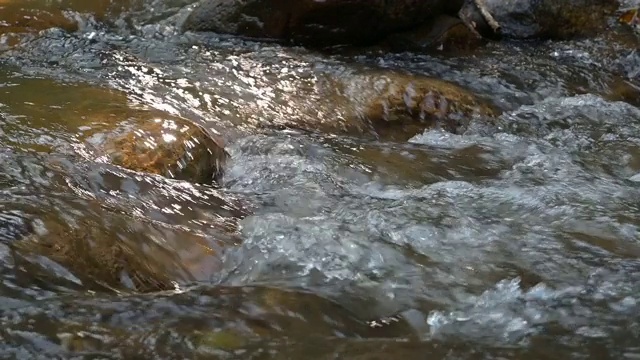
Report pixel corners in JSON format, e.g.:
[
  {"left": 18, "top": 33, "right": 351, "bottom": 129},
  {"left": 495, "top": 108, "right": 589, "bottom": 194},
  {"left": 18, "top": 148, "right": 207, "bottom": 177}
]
[{"left": 1, "top": 0, "right": 640, "bottom": 359}]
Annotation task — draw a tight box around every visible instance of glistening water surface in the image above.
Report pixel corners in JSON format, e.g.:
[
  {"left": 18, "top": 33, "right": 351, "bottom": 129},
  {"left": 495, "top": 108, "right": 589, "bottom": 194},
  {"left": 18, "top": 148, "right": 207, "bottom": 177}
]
[{"left": 1, "top": 0, "right": 640, "bottom": 359}]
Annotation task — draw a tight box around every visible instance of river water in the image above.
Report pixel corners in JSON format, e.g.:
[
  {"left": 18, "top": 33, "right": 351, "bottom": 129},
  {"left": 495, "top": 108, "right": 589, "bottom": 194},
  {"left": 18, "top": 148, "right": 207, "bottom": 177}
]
[{"left": 0, "top": 0, "right": 640, "bottom": 359}]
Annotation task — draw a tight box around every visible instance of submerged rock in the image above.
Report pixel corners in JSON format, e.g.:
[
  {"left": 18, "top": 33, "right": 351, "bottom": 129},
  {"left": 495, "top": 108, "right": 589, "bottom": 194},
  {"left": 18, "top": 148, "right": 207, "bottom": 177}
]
[
  {"left": 12, "top": 210, "right": 242, "bottom": 292},
  {"left": 333, "top": 140, "right": 503, "bottom": 186},
  {"left": 2, "top": 153, "right": 249, "bottom": 293},
  {"left": 0, "top": 4, "right": 77, "bottom": 35},
  {"left": 14, "top": 217, "right": 173, "bottom": 291},
  {"left": 603, "top": 77, "right": 640, "bottom": 107},
  {"left": 458, "top": 0, "right": 618, "bottom": 40},
  {"left": 181, "top": 0, "right": 464, "bottom": 47},
  {"left": 0, "top": 78, "right": 245, "bottom": 292},
  {"left": 194, "top": 61, "right": 496, "bottom": 141},
  {"left": 345, "top": 71, "right": 496, "bottom": 140},
  {"left": 0, "top": 74, "right": 227, "bottom": 185},
  {"left": 0, "top": 210, "right": 32, "bottom": 243},
  {"left": 0, "top": 0, "right": 135, "bottom": 37},
  {"left": 0, "top": 3, "right": 77, "bottom": 48},
  {"left": 242, "top": 67, "right": 496, "bottom": 141},
  {"left": 85, "top": 110, "right": 228, "bottom": 186}
]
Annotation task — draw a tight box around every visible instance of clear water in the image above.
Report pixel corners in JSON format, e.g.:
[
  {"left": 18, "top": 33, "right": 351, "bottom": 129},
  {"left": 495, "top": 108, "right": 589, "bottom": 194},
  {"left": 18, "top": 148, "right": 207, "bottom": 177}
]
[{"left": 0, "top": 0, "right": 639, "bottom": 358}]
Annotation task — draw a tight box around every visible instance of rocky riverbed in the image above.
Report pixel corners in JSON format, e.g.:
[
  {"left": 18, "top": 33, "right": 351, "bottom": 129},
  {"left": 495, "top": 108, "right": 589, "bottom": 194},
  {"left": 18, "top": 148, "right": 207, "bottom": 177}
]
[{"left": 0, "top": 0, "right": 639, "bottom": 358}]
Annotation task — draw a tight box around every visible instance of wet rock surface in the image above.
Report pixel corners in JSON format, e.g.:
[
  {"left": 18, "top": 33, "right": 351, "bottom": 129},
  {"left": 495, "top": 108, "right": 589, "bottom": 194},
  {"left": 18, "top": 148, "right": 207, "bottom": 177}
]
[
  {"left": 14, "top": 215, "right": 177, "bottom": 292},
  {"left": 181, "top": 0, "right": 465, "bottom": 47},
  {"left": 0, "top": 210, "right": 32, "bottom": 243},
  {"left": 13, "top": 208, "right": 239, "bottom": 292},
  {"left": 0, "top": 74, "right": 248, "bottom": 294},
  {"left": 0, "top": 0, "right": 137, "bottom": 49},
  {"left": 1, "top": 0, "right": 640, "bottom": 358},
  {"left": 245, "top": 67, "right": 495, "bottom": 140},
  {"left": 184, "top": 63, "right": 497, "bottom": 141},
  {"left": 88, "top": 113, "right": 228, "bottom": 186},
  {"left": 459, "top": 0, "right": 619, "bottom": 40},
  {"left": 1, "top": 153, "right": 248, "bottom": 293},
  {"left": 181, "top": 0, "right": 621, "bottom": 48},
  {"left": 350, "top": 71, "right": 496, "bottom": 139},
  {"left": 0, "top": 70, "right": 228, "bottom": 186}
]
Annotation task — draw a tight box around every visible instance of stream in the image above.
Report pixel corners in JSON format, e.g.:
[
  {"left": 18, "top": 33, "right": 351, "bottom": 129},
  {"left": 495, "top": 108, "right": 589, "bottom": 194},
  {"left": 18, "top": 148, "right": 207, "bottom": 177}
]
[{"left": 1, "top": 0, "right": 640, "bottom": 359}]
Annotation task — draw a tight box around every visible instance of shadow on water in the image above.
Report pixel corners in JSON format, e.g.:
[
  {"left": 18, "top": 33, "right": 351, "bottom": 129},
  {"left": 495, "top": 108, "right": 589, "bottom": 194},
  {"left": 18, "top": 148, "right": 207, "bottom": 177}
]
[{"left": 0, "top": 0, "right": 640, "bottom": 358}]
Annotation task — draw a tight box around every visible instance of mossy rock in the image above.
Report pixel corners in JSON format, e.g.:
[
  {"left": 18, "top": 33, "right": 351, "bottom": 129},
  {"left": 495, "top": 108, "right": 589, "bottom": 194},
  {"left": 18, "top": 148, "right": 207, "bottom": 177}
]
[{"left": 90, "top": 115, "right": 228, "bottom": 186}]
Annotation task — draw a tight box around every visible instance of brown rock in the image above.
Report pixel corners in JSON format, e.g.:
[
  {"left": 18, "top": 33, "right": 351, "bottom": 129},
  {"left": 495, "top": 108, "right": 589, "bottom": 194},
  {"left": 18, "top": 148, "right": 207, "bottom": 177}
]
[
  {"left": 603, "top": 77, "right": 640, "bottom": 108},
  {"left": 245, "top": 67, "right": 496, "bottom": 141},
  {"left": 0, "top": 73, "right": 246, "bottom": 294},
  {"left": 254, "top": 287, "right": 414, "bottom": 338},
  {"left": 0, "top": 5, "right": 78, "bottom": 37},
  {"left": 12, "top": 208, "right": 243, "bottom": 292},
  {"left": 0, "top": 0, "right": 134, "bottom": 36},
  {"left": 344, "top": 72, "right": 496, "bottom": 140},
  {"left": 0, "top": 77, "right": 228, "bottom": 185},
  {"left": 14, "top": 217, "right": 174, "bottom": 292},
  {"left": 182, "top": 0, "right": 465, "bottom": 47},
  {"left": 92, "top": 114, "right": 228, "bottom": 186}
]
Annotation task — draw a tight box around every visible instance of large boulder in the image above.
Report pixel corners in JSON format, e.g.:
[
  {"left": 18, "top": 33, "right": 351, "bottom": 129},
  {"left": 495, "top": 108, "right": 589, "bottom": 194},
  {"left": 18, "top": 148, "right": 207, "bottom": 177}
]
[
  {"left": 458, "top": 0, "right": 618, "bottom": 40},
  {"left": 182, "top": 0, "right": 465, "bottom": 47}
]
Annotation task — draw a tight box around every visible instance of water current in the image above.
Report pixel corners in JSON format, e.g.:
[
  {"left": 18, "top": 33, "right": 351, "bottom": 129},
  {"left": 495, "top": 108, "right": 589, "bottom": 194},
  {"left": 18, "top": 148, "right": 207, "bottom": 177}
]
[{"left": 0, "top": 0, "right": 640, "bottom": 358}]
